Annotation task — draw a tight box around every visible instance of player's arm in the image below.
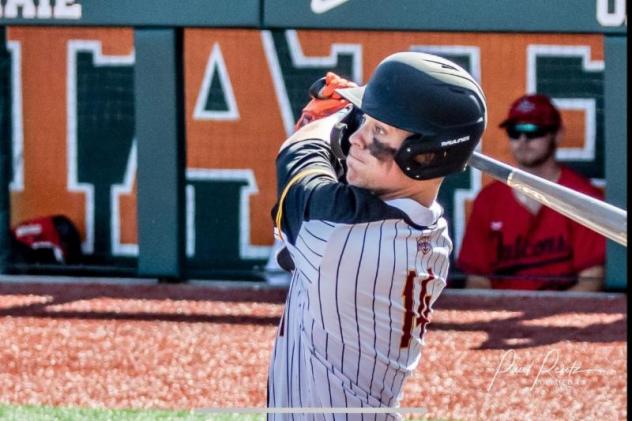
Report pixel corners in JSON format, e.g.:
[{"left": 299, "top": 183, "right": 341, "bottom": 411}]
[
  {"left": 274, "top": 144, "right": 409, "bottom": 245},
  {"left": 568, "top": 265, "right": 604, "bottom": 291},
  {"left": 273, "top": 118, "right": 411, "bottom": 246},
  {"left": 272, "top": 73, "right": 408, "bottom": 245},
  {"left": 273, "top": 109, "right": 361, "bottom": 246},
  {"left": 271, "top": 73, "right": 360, "bottom": 248}
]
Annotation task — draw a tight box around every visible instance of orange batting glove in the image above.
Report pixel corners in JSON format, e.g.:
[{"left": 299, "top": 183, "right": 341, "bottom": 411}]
[{"left": 294, "top": 72, "right": 358, "bottom": 132}]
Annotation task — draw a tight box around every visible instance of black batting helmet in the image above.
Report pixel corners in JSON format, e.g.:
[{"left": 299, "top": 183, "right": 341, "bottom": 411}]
[{"left": 337, "top": 52, "right": 487, "bottom": 180}]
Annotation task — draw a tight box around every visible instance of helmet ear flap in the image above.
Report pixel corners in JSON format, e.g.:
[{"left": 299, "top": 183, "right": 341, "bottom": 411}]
[
  {"left": 394, "top": 128, "right": 482, "bottom": 180},
  {"left": 395, "top": 134, "right": 445, "bottom": 180}
]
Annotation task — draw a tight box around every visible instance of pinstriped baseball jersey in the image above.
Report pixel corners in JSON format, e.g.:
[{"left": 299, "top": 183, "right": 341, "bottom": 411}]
[{"left": 267, "top": 117, "right": 452, "bottom": 420}]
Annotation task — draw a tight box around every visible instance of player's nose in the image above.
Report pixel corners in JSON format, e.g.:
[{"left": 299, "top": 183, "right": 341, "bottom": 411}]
[
  {"left": 515, "top": 133, "right": 530, "bottom": 142},
  {"left": 349, "top": 126, "right": 368, "bottom": 149}
]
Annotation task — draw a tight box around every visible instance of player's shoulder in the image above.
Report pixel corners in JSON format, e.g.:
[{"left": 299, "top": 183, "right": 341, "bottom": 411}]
[
  {"left": 278, "top": 112, "right": 340, "bottom": 152},
  {"left": 309, "top": 196, "right": 443, "bottom": 235},
  {"left": 559, "top": 166, "right": 603, "bottom": 198},
  {"left": 384, "top": 198, "right": 445, "bottom": 231}
]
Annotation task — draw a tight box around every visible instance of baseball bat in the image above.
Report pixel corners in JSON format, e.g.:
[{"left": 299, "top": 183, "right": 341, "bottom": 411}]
[{"left": 468, "top": 152, "right": 627, "bottom": 247}]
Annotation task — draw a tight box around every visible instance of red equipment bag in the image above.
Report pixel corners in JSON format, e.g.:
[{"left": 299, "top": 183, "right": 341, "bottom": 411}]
[{"left": 11, "top": 215, "right": 82, "bottom": 264}]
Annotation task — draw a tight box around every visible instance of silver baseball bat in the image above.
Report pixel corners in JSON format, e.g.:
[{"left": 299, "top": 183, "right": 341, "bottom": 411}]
[{"left": 468, "top": 152, "right": 627, "bottom": 247}]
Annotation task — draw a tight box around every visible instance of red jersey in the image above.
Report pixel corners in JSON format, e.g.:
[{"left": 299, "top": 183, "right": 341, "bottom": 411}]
[{"left": 457, "top": 166, "right": 606, "bottom": 290}]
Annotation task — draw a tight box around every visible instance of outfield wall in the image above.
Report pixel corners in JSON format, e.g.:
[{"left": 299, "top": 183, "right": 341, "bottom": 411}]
[{"left": 0, "top": 1, "right": 627, "bottom": 287}]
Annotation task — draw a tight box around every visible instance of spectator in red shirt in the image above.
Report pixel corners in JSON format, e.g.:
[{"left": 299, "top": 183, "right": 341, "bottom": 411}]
[{"left": 458, "top": 94, "right": 605, "bottom": 291}]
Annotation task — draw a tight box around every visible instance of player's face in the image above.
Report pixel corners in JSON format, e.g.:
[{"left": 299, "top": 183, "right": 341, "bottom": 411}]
[
  {"left": 346, "top": 114, "right": 414, "bottom": 195},
  {"left": 507, "top": 126, "right": 558, "bottom": 168}
]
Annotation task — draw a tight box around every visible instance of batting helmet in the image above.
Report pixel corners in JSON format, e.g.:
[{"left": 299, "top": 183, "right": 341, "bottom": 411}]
[{"left": 336, "top": 52, "right": 487, "bottom": 180}]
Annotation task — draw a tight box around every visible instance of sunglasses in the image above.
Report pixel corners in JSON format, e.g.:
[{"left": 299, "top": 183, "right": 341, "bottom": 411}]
[{"left": 505, "top": 124, "right": 552, "bottom": 140}]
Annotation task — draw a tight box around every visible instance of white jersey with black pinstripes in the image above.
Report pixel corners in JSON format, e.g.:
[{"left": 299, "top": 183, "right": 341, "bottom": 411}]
[
  {"left": 268, "top": 204, "right": 451, "bottom": 420},
  {"left": 267, "top": 115, "right": 452, "bottom": 420}
]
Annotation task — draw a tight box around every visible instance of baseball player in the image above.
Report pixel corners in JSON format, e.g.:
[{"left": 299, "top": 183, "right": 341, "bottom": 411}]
[
  {"left": 457, "top": 94, "right": 606, "bottom": 291},
  {"left": 267, "top": 52, "right": 487, "bottom": 419}
]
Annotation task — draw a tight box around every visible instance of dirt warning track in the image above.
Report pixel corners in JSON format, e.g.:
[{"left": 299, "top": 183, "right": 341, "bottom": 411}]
[{"left": 0, "top": 279, "right": 626, "bottom": 420}]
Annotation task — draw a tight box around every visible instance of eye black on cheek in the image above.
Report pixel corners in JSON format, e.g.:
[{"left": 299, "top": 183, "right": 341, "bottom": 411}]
[{"left": 368, "top": 138, "right": 398, "bottom": 161}]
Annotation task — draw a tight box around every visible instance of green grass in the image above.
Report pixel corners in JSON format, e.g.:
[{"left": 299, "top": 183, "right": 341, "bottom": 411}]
[
  {"left": 0, "top": 405, "right": 265, "bottom": 421},
  {"left": 0, "top": 404, "right": 451, "bottom": 420}
]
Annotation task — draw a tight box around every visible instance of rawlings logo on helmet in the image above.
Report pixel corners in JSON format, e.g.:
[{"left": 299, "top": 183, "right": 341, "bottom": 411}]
[{"left": 441, "top": 135, "right": 471, "bottom": 147}]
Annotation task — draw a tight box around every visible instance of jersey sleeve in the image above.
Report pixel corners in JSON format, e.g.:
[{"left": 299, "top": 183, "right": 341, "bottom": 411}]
[
  {"left": 272, "top": 137, "right": 413, "bottom": 245},
  {"left": 457, "top": 188, "right": 495, "bottom": 276}
]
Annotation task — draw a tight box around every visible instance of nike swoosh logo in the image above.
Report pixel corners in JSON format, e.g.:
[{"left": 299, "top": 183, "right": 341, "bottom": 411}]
[{"left": 310, "top": 0, "right": 350, "bottom": 14}]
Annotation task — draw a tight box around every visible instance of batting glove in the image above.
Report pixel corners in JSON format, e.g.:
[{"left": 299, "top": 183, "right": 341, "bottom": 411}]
[{"left": 293, "top": 72, "right": 358, "bottom": 132}]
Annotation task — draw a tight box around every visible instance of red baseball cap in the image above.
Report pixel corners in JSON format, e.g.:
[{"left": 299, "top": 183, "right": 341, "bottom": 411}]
[{"left": 499, "top": 94, "right": 562, "bottom": 129}]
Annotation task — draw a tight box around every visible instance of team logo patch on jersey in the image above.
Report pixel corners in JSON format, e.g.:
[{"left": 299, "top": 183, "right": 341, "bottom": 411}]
[{"left": 417, "top": 236, "right": 432, "bottom": 255}]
